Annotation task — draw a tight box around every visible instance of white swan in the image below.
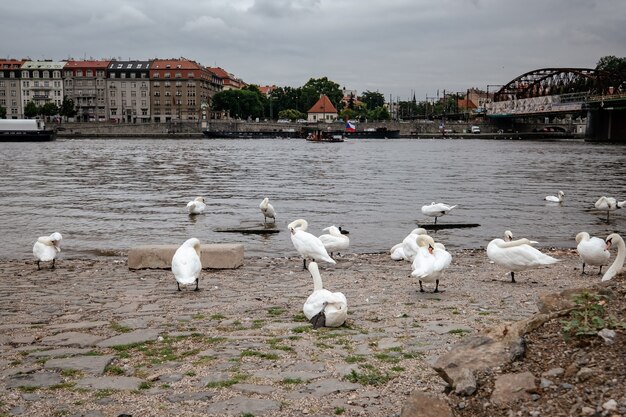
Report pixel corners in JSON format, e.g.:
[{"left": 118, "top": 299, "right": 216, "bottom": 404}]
[
  {"left": 318, "top": 225, "right": 349, "bottom": 256},
  {"left": 421, "top": 202, "right": 457, "bottom": 224},
  {"left": 545, "top": 190, "right": 565, "bottom": 203},
  {"left": 172, "top": 238, "right": 202, "bottom": 291},
  {"left": 411, "top": 235, "right": 452, "bottom": 292},
  {"left": 303, "top": 261, "right": 348, "bottom": 328},
  {"left": 487, "top": 232, "right": 558, "bottom": 282},
  {"left": 288, "top": 219, "right": 336, "bottom": 269},
  {"left": 33, "top": 232, "right": 63, "bottom": 270},
  {"left": 594, "top": 196, "right": 624, "bottom": 222},
  {"left": 389, "top": 228, "right": 427, "bottom": 261},
  {"left": 259, "top": 197, "right": 276, "bottom": 223},
  {"left": 575, "top": 232, "right": 610, "bottom": 275},
  {"left": 186, "top": 197, "right": 206, "bottom": 215},
  {"left": 602, "top": 233, "right": 625, "bottom": 282}
]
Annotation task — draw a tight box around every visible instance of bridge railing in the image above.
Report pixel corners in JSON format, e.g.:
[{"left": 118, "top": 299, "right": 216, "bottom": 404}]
[{"left": 486, "top": 93, "right": 589, "bottom": 116}]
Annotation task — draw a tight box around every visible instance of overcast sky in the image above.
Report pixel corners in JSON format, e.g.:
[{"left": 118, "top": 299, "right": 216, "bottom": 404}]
[{"left": 2, "top": 0, "right": 626, "bottom": 100}]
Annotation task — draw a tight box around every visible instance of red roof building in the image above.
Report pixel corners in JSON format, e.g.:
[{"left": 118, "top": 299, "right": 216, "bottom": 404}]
[
  {"left": 0, "top": 59, "right": 26, "bottom": 118},
  {"left": 307, "top": 95, "right": 338, "bottom": 123},
  {"left": 64, "top": 60, "right": 111, "bottom": 121}
]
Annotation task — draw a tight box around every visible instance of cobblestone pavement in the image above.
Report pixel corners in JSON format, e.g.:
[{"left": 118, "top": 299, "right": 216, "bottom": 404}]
[{"left": 0, "top": 249, "right": 592, "bottom": 416}]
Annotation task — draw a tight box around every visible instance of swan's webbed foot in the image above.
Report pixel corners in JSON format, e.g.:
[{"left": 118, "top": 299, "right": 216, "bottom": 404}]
[{"left": 194, "top": 279, "right": 199, "bottom": 291}]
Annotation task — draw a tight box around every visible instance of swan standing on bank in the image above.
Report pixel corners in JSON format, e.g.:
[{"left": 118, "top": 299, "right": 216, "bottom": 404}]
[
  {"left": 172, "top": 238, "right": 202, "bottom": 291},
  {"left": 186, "top": 197, "right": 206, "bottom": 215},
  {"left": 303, "top": 261, "right": 348, "bottom": 328},
  {"left": 259, "top": 197, "right": 276, "bottom": 224},
  {"left": 411, "top": 235, "right": 452, "bottom": 293},
  {"left": 318, "top": 225, "right": 349, "bottom": 256},
  {"left": 545, "top": 190, "right": 565, "bottom": 203},
  {"left": 390, "top": 228, "right": 427, "bottom": 261},
  {"left": 575, "top": 232, "right": 610, "bottom": 275},
  {"left": 288, "top": 219, "right": 336, "bottom": 269},
  {"left": 33, "top": 232, "right": 63, "bottom": 270},
  {"left": 594, "top": 196, "right": 624, "bottom": 222},
  {"left": 487, "top": 231, "right": 558, "bottom": 282},
  {"left": 602, "top": 233, "right": 625, "bottom": 282},
  {"left": 421, "top": 202, "right": 457, "bottom": 224}
]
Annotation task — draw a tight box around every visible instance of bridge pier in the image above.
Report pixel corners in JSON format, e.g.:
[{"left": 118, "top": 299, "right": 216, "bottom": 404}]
[{"left": 586, "top": 106, "right": 626, "bottom": 143}]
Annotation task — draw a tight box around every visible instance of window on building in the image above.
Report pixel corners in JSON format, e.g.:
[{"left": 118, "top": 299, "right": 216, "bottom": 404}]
[
  {"left": 86, "top": 70, "right": 93, "bottom": 77},
  {"left": 33, "top": 71, "right": 39, "bottom": 78},
  {"left": 77, "top": 70, "right": 83, "bottom": 77},
  {"left": 43, "top": 71, "right": 49, "bottom": 78},
  {"left": 22, "top": 71, "right": 28, "bottom": 78}
]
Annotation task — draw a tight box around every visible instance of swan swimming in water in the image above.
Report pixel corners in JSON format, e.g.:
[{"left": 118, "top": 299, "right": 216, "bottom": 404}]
[
  {"left": 288, "top": 219, "right": 336, "bottom": 269},
  {"left": 545, "top": 190, "right": 565, "bottom": 203},
  {"left": 411, "top": 235, "right": 452, "bottom": 293},
  {"left": 186, "top": 197, "right": 206, "bottom": 215},
  {"left": 421, "top": 202, "right": 457, "bottom": 224},
  {"left": 303, "top": 261, "right": 348, "bottom": 328},
  {"left": 318, "top": 225, "right": 349, "bottom": 256},
  {"left": 487, "top": 231, "right": 558, "bottom": 282},
  {"left": 602, "top": 233, "right": 625, "bottom": 282},
  {"left": 259, "top": 197, "right": 276, "bottom": 224},
  {"left": 575, "top": 232, "right": 610, "bottom": 275},
  {"left": 33, "top": 232, "right": 63, "bottom": 270},
  {"left": 594, "top": 196, "right": 624, "bottom": 222},
  {"left": 172, "top": 238, "right": 202, "bottom": 291}
]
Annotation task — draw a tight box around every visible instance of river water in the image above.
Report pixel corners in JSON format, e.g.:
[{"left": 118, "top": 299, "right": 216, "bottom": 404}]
[{"left": 1, "top": 137, "right": 624, "bottom": 260}]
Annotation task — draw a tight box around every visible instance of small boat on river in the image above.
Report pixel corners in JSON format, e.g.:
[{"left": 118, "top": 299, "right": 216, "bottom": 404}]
[
  {"left": 306, "top": 129, "right": 345, "bottom": 143},
  {"left": 0, "top": 119, "right": 56, "bottom": 142}
]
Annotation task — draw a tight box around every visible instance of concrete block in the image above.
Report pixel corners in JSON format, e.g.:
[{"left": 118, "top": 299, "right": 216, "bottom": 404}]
[{"left": 128, "top": 244, "right": 244, "bottom": 270}]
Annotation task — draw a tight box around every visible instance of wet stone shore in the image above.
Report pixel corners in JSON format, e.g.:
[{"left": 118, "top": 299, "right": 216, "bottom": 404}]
[{"left": 0, "top": 249, "right": 592, "bottom": 416}]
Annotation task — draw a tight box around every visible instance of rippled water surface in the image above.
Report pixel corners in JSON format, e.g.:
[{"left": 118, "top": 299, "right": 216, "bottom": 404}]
[{"left": 1, "top": 138, "right": 624, "bottom": 260}]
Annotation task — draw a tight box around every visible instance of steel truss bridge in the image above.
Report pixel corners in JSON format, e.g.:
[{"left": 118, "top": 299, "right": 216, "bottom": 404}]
[{"left": 486, "top": 68, "right": 622, "bottom": 117}]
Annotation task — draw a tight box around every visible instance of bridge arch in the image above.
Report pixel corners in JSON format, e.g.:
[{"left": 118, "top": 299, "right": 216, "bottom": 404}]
[{"left": 494, "top": 68, "right": 605, "bottom": 102}]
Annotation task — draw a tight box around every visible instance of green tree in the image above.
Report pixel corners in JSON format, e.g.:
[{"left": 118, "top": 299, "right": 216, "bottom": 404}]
[
  {"left": 24, "top": 101, "right": 39, "bottom": 118},
  {"left": 40, "top": 102, "right": 59, "bottom": 118},
  {"left": 0, "top": 105, "right": 6, "bottom": 119},
  {"left": 361, "top": 91, "right": 385, "bottom": 110},
  {"left": 300, "top": 77, "right": 343, "bottom": 113},
  {"left": 595, "top": 55, "right": 626, "bottom": 93},
  {"left": 59, "top": 97, "right": 77, "bottom": 120},
  {"left": 211, "top": 89, "right": 265, "bottom": 119},
  {"left": 278, "top": 109, "right": 306, "bottom": 121}
]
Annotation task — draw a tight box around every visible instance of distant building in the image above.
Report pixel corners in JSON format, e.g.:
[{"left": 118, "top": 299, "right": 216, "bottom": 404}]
[
  {"left": 208, "top": 67, "right": 245, "bottom": 90},
  {"left": 106, "top": 60, "right": 152, "bottom": 123},
  {"left": 20, "top": 60, "right": 65, "bottom": 110},
  {"left": 150, "top": 58, "right": 219, "bottom": 123},
  {"left": 64, "top": 60, "right": 111, "bottom": 122},
  {"left": 307, "top": 94, "right": 338, "bottom": 123},
  {"left": 0, "top": 59, "right": 25, "bottom": 118}
]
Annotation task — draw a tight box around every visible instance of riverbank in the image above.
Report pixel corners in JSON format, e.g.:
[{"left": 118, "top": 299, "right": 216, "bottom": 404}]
[{"left": 0, "top": 248, "right": 600, "bottom": 416}]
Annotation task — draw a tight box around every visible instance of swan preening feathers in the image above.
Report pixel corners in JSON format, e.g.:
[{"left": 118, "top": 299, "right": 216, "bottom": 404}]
[
  {"left": 288, "top": 219, "right": 336, "bottom": 269},
  {"left": 172, "top": 238, "right": 202, "bottom": 291},
  {"left": 33, "top": 232, "right": 63, "bottom": 270},
  {"left": 602, "top": 233, "right": 625, "bottom": 282},
  {"left": 421, "top": 202, "right": 457, "bottom": 224},
  {"left": 318, "top": 225, "right": 349, "bottom": 256},
  {"left": 259, "top": 197, "right": 276, "bottom": 224},
  {"left": 186, "top": 197, "right": 206, "bottom": 215},
  {"left": 487, "top": 231, "right": 558, "bottom": 282},
  {"left": 303, "top": 261, "right": 347, "bottom": 328},
  {"left": 575, "top": 232, "right": 610, "bottom": 275},
  {"left": 545, "top": 190, "right": 565, "bottom": 203},
  {"left": 410, "top": 234, "right": 452, "bottom": 293},
  {"left": 594, "top": 196, "right": 624, "bottom": 222},
  {"left": 390, "top": 228, "right": 427, "bottom": 261}
]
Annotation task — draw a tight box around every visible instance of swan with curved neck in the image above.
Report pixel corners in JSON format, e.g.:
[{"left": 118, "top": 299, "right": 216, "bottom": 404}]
[
  {"left": 487, "top": 230, "right": 558, "bottom": 282},
  {"left": 187, "top": 197, "right": 206, "bottom": 215},
  {"left": 33, "top": 232, "right": 63, "bottom": 270},
  {"left": 259, "top": 197, "right": 276, "bottom": 224},
  {"left": 594, "top": 196, "right": 624, "bottom": 222},
  {"left": 545, "top": 190, "right": 565, "bottom": 203},
  {"left": 390, "top": 228, "right": 428, "bottom": 261},
  {"left": 172, "top": 238, "right": 202, "bottom": 291},
  {"left": 318, "top": 225, "right": 349, "bottom": 257},
  {"left": 288, "top": 219, "right": 335, "bottom": 269},
  {"left": 575, "top": 232, "right": 610, "bottom": 275},
  {"left": 303, "top": 261, "right": 347, "bottom": 328},
  {"left": 421, "top": 202, "right": 457, "bottom": 224},
  {"left": 411, "top": 235, "right": 452, "bottom": 292},
  {"left": 602, "top": 233, "right": 625, "bottom": 282}
]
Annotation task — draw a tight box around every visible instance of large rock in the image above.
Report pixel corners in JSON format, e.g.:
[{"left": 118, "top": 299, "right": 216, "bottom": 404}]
[
  {"left": 490, "top": 371, "right": 537, "bottom": 405},
  {"left": 400, "top": 391, "right": 454, "bottom": 417},
  {"left": 128, "top": 243, "right": 244, "bottom": 269}
]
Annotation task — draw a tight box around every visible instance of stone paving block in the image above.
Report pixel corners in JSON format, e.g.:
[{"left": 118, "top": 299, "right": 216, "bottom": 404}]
[
  {"left": 44, "top": 355, "right": 115, "bottom": 375},
  {"left": 96, "top": 329, "right": 160, "bottom": 348},
  {"left": 128, "top": 244, "right": 244, "bottom": 270},
  {"left": 76, "top": 376, "right": 143, "bottom": 390}
]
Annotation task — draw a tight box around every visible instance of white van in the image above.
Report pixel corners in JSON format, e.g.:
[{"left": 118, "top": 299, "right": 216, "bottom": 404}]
[{"left": 471, "top": 125, "right": 481, "bottom": 134}]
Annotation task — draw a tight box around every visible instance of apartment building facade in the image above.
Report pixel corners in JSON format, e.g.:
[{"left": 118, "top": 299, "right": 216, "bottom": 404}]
[
  {"left": 64, "top": 60, "right": 110, "bottom": 121},
  {"left": 106, "top": 60, "right": 152, "bottom": 123},
  {"left": 20, "top": 61, "right": 65, "bottom": 111},
  {"left": 0, "top": 59, "right": 25, "bottom": 118}
]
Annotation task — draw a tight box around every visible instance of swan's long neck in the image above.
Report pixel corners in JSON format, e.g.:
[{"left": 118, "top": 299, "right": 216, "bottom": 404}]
[
  {"left": 500, "top": 238, "right": 532, "bottom": 248},
  {"left": 603, "top": 235, "right": 625, "bottom": 281},
  {"left": 309, "top": 262, "right": 324, "bottom": 291}
]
